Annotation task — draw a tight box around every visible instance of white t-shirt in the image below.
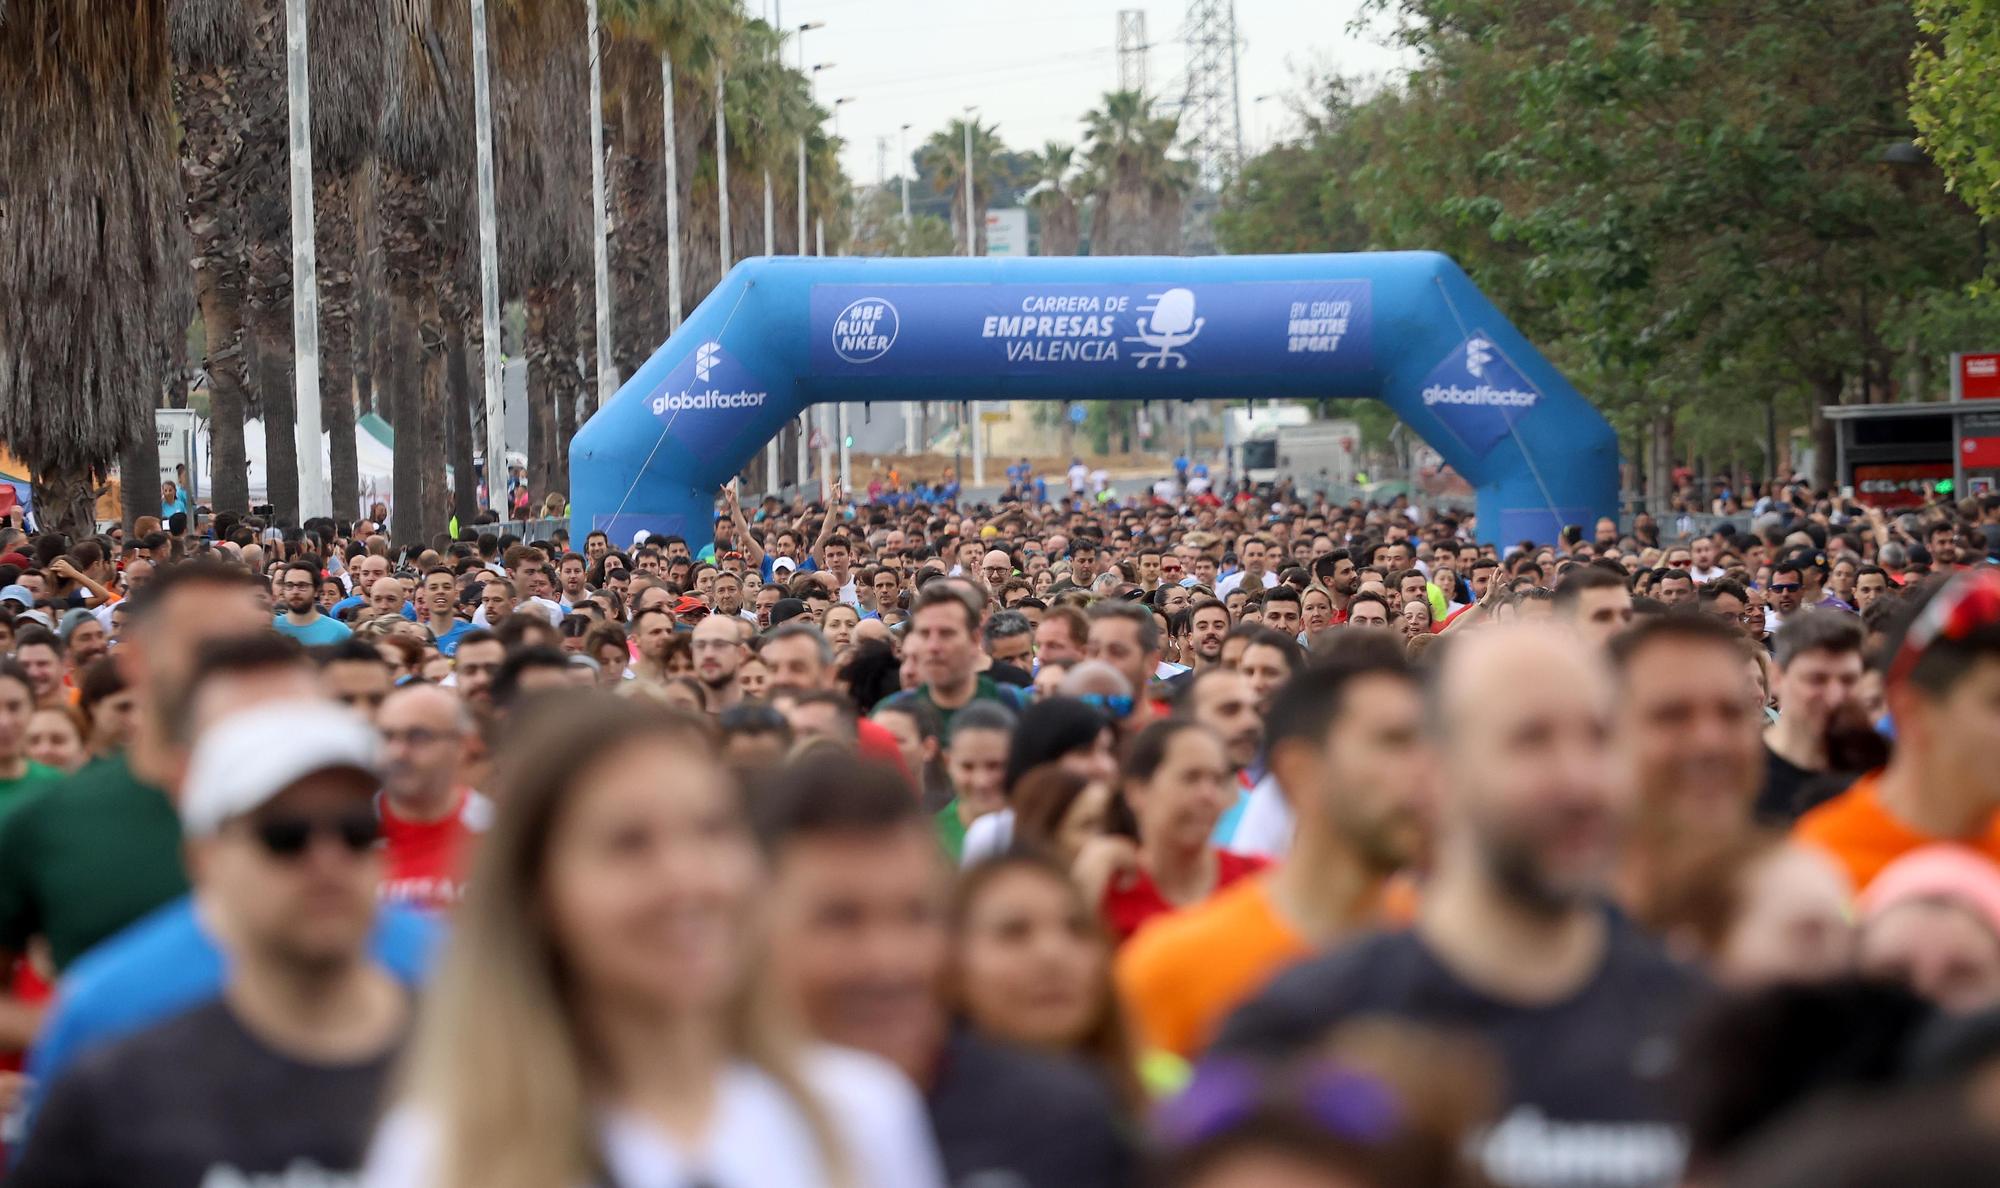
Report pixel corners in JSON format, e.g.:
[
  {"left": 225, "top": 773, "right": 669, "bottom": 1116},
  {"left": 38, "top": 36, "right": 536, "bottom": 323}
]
[
  {"left": 363, "top": 1048, "right": 944, "bottom": 1188},
  {"left": 1068, "top": 463, "right": 1089, "bottom": 493},
  {"left": 472, "top": 595, "right": 565, "bottom": 628},
  {"left": 1690, "top": 564, "right": 1726, "bottom": 585},
  {"left": 1215, "top": 570, "right": 1278, "bottom": 598},
  {"left": 961, "top": 808, "right": 1015, "bottom": 867},
  {"left": 1226, "top": 771, "right": 1293, "bottom": 859}
]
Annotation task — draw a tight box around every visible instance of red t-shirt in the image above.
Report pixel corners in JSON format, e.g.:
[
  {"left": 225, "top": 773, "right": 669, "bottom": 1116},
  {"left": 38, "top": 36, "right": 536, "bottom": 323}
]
[
  {"left": 378, "top": 789, "right": 493, "bottom": 912},
  {"left": 1101, "top": 850, "right": 1269, "bottom": 944},
  {"left": 855, "top": 718, "right": 913, "bottom": 781}
]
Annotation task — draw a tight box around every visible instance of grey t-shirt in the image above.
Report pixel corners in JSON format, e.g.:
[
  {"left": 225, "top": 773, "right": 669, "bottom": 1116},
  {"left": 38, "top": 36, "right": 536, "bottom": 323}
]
[
  {"left": 1215, "top": 909, "right": 1704, "bottom": 1188},
  {"left": 928, "top": 1027, "right": 1136, "bottom": 1188},
  {"left": 12, "top": 997, "right": 402, "bottom": 1188}
]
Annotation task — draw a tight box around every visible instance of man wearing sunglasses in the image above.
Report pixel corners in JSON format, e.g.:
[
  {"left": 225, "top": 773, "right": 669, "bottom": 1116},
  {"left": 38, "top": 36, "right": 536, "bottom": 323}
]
[{"left": 14, "top": 702, "right": 412, "bottom": 1185}]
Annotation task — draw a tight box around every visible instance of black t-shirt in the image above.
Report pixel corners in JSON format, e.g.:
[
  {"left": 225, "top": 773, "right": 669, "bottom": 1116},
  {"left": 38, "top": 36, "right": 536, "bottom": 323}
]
[
  {"left": 12, "top": 997, "right": 403, "bottom": 1188},
  {"left": 929, "top": 1026, "right": 1137, "bottom": 1188},
  {"left": 1215, "top": 909, "right": 1703, "bottom": 1188},
  {"left": 1758, "top": 743, "right": 1857, "bottom": 825}
]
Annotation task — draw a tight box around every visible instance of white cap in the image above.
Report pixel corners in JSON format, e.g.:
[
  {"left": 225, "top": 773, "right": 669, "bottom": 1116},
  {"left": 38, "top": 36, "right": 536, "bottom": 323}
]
[
  {"left": 181, "top": 703, "right": 382, "bottom": 837},
  {"left": 772, "top": 556, "right": 797, "bottom": 572},
  {"left": 630, "top": 529, "right": 653, "bottom": 547}
]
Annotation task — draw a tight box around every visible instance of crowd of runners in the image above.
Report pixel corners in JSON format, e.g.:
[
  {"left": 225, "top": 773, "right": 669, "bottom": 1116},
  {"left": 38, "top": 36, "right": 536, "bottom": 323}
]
[{"left": 2, "top": 471, "right": 2000, "bottom": 1187}]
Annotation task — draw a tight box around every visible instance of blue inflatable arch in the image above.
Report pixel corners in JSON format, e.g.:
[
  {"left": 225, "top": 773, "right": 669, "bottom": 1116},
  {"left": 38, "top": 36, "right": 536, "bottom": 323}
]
[{"left": 571, "top": 251, "right": 1619, "bottom": 548}]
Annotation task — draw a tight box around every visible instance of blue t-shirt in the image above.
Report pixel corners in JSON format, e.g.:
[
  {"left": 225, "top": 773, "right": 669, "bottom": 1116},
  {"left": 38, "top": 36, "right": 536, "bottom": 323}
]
[
  {"left": 270, "top": 612, "right": 353, "bottom": 645},
  {"left": 432, "top": 619, "right": 474, "bottom": 656},
  {"left": 16, "top": 894, "right": 439, "bottom": 1147}
]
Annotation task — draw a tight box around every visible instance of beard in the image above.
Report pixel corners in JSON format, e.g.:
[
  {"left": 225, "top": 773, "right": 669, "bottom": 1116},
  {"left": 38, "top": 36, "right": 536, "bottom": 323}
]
[{"left": 287, "top": 593, "right": 316, "bottom": 614}]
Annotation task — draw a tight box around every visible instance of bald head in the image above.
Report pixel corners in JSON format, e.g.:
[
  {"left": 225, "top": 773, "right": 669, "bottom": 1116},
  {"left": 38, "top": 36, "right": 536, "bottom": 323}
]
[
  {"left": 692, "top": 612, "right": 740, "bottom": 649},
  {"left": 369, "top": 577, "right": 406, "bottom": 616},
  {"left": 1431, "top": 623, "right": 1610, "bottom": 743},
  {"left": 1428, "top": 623, "right": 1624, "bottom": 912},
  {"left": 1059, "top": 659, "right": 1134, "bottom": 700},
  {"left": 380, "top": 682, "right": 473, "bottom": 734}
]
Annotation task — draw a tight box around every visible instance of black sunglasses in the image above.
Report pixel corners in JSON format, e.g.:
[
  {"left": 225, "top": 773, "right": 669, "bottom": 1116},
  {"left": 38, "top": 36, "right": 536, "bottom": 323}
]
[{"left": 252, "top": 807, "right": 380, "bottom": 859}]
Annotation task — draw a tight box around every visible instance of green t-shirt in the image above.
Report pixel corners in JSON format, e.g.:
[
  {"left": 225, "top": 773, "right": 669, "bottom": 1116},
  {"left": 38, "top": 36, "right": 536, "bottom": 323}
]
[
  {"left": 934, "top": 800, "right": 967, "bottom": 862},
  {"left": 886, "top": 675, "right": 1024, "bottom": 749},
  {"left": 0, "top": 753, "right": 190, "bottom": 970},
  {"left": 0, "top": 759, "right": 61, "bottom": 818}
]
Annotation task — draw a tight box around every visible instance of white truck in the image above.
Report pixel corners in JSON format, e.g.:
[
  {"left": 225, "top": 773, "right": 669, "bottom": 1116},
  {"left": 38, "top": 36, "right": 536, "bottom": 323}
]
[
  {"left": 1224, "top": 404, "right": 1312, "bottom": 489},
  {"left": 1276, "top": 419, "right": 1362, "bottom": 495}
]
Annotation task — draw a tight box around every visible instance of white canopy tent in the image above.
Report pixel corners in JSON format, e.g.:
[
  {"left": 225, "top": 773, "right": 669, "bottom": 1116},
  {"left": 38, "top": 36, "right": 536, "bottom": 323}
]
[{"left": 223, "top": 415, "right": 397, "bottom": 518}]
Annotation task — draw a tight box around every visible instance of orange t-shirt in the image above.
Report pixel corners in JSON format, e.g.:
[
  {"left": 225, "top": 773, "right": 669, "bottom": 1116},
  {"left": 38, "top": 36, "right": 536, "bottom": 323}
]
[
  {"left": 1794, "top": 772, "right": 2000, "bottom": 891},
  {"left": 1116, "top": 876, "right": 1311, "bottom": 1059}
]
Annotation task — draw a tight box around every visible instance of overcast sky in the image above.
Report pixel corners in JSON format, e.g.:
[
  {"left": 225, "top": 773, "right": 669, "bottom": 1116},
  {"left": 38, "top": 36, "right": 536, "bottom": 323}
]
[{"left": 754, "top": 0, "right": 1415, "bottom": 190}]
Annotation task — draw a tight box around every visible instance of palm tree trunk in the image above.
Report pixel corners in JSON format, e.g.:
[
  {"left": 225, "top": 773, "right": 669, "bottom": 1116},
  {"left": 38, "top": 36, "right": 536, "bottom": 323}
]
[
  {"left": 120, "top": 357, "right": 166, "bottom": 532},
  {"left": 417, "top": 287, "right": 451, "bottom": 547},
  {"left": 197, "top": 264, "right": 252, "bottom": 517},
  {"left": 317, "top": 171, "right": 361, "bottom": 519},
  {"left": 385, "top": 291, "right": 422, "bottom": 548},
  {"left": 551, "top": 283, "right": 579, "bottom": 496},
  {"left": 445, "top": 317, "right": 480, "bottom": 526},
  {"left": 247, "top": 259, "right": 301, "bottom": 523}
]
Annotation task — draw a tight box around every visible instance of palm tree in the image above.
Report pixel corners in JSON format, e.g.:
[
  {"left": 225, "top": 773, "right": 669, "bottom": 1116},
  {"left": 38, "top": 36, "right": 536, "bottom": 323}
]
[
  {"left": 496, "top": 0, "right": 589, "bottom": 503},
  {"left": 599, "top": 0, "right": 738, "bottom": 381},
  {"left": 2, "top": 0, "right": 191, "bottom": 530},
  {"left": 377, "top": 0, "right": 473, "bottom": 548},
  {"left": 307, "top": 0, "right": 391, "bottom": 521},
  {"left": 1027, "top": 142, "right": 1080, "bottom": 256},
  {"left": 171, "top": 0, "right": 259, "bottom": 518},
  {"left": 921, "top": 117, "right": 1004, "bottom": 255},
  {"left": 1080, "top": 90, "right": 1190, "bottom": 256},
  {"left": 239, "top": 1, "right": 304, "bottom": 524}
]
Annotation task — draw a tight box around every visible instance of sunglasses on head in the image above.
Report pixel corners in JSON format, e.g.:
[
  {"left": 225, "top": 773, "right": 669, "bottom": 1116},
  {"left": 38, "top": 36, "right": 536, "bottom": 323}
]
[
  {"left": 250, "top": 806, "right": 380, "bottom": 860},
  {"left": 1077, "top": 692, "right": 1135, "bottom": 719}
]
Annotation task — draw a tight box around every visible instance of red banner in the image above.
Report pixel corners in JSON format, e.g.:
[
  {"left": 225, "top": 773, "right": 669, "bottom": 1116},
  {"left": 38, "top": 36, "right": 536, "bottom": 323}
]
[
  {"left": 1958, "top": 352, "right": 2000, "bottom": 400},
  {"left": 1854, "top": 462, "right": 1951, "bottom": 509},
  {"left": 1964, "top": 436, "right": 2000, "bottom": 470}
]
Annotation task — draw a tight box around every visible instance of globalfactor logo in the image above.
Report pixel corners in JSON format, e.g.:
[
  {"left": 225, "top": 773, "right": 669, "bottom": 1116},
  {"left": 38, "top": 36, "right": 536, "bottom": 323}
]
[
  {"left": 1420, "top": 333, "right": 1539, "bottom": 458},
  {"left": 648, "top": 340, "right": 770, "bottom": 419},
  {"left": 1466, "top": 336, "right": 1493, "bottom": 379}
]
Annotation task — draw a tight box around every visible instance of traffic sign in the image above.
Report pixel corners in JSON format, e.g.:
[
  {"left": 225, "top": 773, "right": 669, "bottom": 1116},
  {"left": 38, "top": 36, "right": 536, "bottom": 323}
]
[{"left": 1068, "top": 403, "right": 1087, "bottom": 424}]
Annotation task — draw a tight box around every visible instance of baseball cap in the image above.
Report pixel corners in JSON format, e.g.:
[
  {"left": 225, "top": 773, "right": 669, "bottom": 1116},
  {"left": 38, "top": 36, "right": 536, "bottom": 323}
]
[
  {"left": 630, "top": 529, "right": 653, "bottom": 548},
  {"left": 0, "top": 585, "right": 32, "bottom": 609},
  {"left": 672, "top": 595, "right": 709, "bottom": 617},
  {"left": 181, "top": 703, "right": 382, "bottom": 837},
  {"left": 770, "top": 597, "right": 810, "bottom": 626},
  {"left": 772, "top": 556, "right": 798, "bottom": 573},
  {"left": 0, "top": 553, "right": 31, "bottom": 569}
]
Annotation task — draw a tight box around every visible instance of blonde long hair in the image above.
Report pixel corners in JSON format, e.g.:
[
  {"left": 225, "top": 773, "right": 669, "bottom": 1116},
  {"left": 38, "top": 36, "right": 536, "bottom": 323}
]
[{"left": 394, "top": 694, "right": 847, "bottom": 1188}]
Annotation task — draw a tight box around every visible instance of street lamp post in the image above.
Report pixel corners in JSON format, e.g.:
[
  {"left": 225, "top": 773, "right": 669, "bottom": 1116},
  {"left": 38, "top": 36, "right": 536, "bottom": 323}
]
[
  {"left": 899, "top": 122, "right": 912, "bottom": 222},
  {"left": 962, "top": 107, "right": 983, "bottom": 486},
  {"left": 962, "top": 107, "right": 977, "bottom": 258},
  {"left": 587, "top": 0, "right": 616, "bottom": 406},
  {"left": 797, "top": 21, "right": 824, "bottom": 253},
  {"left": 284, "top": 0, "right": 329, "bottom": 517}
]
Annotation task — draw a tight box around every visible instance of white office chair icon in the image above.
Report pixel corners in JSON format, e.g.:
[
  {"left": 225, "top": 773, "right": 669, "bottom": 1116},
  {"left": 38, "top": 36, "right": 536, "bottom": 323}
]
[{"left": 1126, "top": 288, "right": 1205, "bottom": 369}]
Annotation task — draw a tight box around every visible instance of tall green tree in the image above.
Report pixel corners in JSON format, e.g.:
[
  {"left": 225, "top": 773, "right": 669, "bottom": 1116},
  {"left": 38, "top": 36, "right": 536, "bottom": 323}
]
[
  {"left": 1222, "top": 0, "right": 1988, "bottom": 496},
  {"left": 1911, "top": 0, "right": 2000, "bottom": 224}
]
